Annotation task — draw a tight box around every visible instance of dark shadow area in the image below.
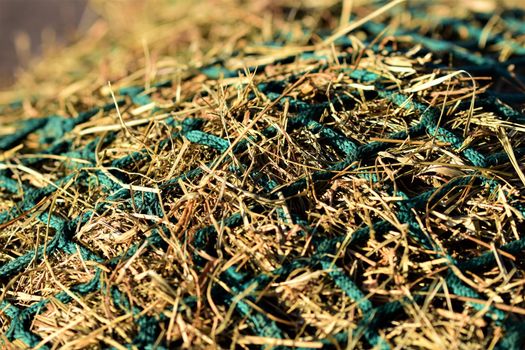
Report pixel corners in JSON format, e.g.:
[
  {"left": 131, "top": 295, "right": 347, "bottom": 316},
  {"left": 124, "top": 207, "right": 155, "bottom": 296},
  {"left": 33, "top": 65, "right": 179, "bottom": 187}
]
[{"left": 0, "top": 0, "right": 90, "bottom": 87}]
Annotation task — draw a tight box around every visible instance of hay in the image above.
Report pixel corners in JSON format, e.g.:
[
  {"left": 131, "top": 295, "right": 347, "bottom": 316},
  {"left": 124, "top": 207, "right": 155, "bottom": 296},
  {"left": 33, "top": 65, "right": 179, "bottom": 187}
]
[{"left": 1, "top": 0, "right": 525, "bottom": 349}]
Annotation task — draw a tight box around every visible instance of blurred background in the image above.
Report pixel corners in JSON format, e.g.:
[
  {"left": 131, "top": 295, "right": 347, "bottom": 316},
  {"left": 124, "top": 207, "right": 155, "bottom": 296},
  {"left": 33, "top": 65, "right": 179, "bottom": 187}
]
[
  {"left": 0, "top": 0, "right": 92, "bottom": 87},
  {"left": 1, "top": 0, "right": 524, "bottom": 94}
]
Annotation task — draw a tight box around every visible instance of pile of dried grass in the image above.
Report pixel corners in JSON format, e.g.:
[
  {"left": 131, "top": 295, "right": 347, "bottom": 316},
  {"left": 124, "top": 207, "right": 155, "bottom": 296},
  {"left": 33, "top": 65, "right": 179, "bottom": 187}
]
[{"left": 1, "top": 0, "right": 525, "bottom": 349}]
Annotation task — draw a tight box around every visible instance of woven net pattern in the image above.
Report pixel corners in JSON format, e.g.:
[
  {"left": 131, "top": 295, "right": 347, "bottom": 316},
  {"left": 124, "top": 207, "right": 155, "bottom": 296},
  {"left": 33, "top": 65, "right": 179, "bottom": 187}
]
[{"left": 1, "top": 2, "right": 525, "bottom": 349}]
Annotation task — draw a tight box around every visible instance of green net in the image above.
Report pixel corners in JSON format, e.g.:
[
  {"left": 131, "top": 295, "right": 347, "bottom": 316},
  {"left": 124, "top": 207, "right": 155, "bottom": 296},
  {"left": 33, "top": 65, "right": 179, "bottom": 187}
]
[{"left": 1, "top": 2, "right": 525, "bottom": 349}]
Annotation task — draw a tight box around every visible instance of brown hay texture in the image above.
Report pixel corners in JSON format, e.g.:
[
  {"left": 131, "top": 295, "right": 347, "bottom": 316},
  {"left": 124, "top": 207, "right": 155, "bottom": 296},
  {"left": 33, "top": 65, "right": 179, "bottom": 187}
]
[{"left": 1, "top": 1, "right": 525, "bottom": 349}]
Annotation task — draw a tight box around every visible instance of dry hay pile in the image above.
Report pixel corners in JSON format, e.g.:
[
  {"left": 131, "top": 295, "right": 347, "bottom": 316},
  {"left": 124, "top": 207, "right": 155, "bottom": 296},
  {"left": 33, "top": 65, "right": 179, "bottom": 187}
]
[{"left": 1, "top": 0, "right": 525, "bottom": 349}]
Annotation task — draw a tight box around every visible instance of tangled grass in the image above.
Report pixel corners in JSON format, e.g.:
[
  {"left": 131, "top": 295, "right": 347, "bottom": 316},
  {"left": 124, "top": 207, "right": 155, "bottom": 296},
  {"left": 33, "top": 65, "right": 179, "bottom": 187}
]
[{"left": 1, "top": 1, "right": 525, "bottom": 349}]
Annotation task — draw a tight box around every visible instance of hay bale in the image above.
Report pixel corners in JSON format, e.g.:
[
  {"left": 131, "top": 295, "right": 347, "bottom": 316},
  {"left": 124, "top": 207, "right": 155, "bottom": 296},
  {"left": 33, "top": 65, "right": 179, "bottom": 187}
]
[{"left": 1, "top": 1, "right": 525, "bottom": 349}]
